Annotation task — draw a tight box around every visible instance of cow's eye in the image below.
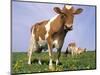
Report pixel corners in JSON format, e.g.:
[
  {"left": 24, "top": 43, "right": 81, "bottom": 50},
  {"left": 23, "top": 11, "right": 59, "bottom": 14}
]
[
  {"left": 61, "top": 14, "right": 67, "bottom": 19},
  {"left": 63, "top": 14, "right": 67, "bottom": 17}
]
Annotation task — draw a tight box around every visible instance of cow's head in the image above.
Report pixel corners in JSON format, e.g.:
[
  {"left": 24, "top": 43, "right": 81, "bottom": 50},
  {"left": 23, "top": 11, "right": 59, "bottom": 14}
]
[{"left": 54, "top": 5, "right": 83, "bottom": 30}]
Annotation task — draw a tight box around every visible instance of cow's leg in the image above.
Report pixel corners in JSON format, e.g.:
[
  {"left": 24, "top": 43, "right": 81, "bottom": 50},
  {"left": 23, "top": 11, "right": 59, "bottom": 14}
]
[
  {"left": 56, "top": 47, "right": 62, "bottom": 65},
  {"left": 28, "top": 49, "right": 32, "bottom": 65},
  {"left": 74, "top": 47, "right": 78, "bottom": 56},
  {"left": 71, "top": 47, "right": 75, "bottom": 56},
  {"left": 34, "top": 52, "right": 42, "bottom": 65},
  {"left": 55, "top": 40, "right": 63, "bottom": 65},
  {"left": 28, "top": 43, "right": 42, "bottom": 65},
  {"left": 28, "top": 37, "right": 34, "bottom": 65},
  {"left": 37, "top": 48, "right": 42, "bottom": 65},
  {"left": 28, "top": 40, "right": 33, "bottom": 64},
  {"left": 71, "top": 50, "right": 74, "bottom": 56},
  {"left": 38, "top": 57, "right": 42, "bottom": 65},
  {"left": 48, "top": 44, "right": 53, "bottom": 69},
  {"left": 28, "top": 35, "right": 38, "bottom": 65},
  {"left": 47, "top": 37, "right": 54, "bottom": 70},
  {"left": 32, "top": 45, "right": 42, "bottom": 65}
]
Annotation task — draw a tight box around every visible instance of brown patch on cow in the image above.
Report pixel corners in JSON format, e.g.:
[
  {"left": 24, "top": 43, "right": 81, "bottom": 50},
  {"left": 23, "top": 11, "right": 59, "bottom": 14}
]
[
  {"left": 31, "top": 20, "right": 49, "bottom": 41},
  {"left": 49, "top": 15, "right": 65, "bottom": 34}
]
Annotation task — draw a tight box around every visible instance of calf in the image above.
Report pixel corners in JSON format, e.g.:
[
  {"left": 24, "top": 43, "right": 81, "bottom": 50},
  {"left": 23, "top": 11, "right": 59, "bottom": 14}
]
[{"left": 27, "top": 5, "right": 83, "bottom": 69}]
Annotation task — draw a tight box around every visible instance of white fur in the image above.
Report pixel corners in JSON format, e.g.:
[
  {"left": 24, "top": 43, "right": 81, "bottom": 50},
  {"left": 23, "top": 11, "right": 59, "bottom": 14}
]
[
  {"left": 65, "top": 24, "right": 72, "bottom": 28},
  {"left": 45, "top": 14, "right": 59, "bottom": 39},
  {"left": 65, "top": 5, "right": 72, "bottom": 9},
  {"left": 45, "top": 33, "right": 49, "bottom": 39},
  {"left": 39, "top": 36, "right": 42, "bottom": 41},
  {"left": 53, "top": 39, "right": 58, "bottom": 45}
]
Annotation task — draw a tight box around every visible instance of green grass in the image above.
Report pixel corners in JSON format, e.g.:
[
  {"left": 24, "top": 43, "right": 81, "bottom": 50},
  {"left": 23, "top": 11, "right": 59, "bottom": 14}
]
[{"left": 12, "top": 51, "right": 96, "bottom": 74}]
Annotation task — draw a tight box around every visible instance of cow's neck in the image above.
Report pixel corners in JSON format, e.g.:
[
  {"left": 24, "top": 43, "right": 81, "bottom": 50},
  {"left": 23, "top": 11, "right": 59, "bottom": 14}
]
[{"left": 50, "top": 15, "right": 65, "bottom": 34}]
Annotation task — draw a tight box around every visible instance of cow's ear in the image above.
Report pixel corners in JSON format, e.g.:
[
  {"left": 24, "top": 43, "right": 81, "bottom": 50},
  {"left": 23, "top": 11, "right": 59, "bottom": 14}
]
[
  {"left": 73, "top": 8, "right": 83, "bottom": 15},
  {"left": 54, "top": 7, "right": 63, "bottom": 14}
]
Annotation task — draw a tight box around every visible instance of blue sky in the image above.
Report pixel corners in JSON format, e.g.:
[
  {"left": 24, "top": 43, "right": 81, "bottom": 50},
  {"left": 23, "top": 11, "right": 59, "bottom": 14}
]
[{"left": 12, "top": 1, "right": 96, "bottom": 52}]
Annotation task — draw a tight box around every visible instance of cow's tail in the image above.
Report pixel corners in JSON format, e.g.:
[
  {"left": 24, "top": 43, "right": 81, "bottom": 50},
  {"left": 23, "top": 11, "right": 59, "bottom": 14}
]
[{"left": 29, "top": 24, "right": 39, "bottom": 51}]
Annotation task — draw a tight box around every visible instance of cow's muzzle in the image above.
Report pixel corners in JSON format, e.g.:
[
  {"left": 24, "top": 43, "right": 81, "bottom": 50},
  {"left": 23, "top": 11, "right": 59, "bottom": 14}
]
[{"left": 64, "top": 26, "right": 73, "bottom": 31}]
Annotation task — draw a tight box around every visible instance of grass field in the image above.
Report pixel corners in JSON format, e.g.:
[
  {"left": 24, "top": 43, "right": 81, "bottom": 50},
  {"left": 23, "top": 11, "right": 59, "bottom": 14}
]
[{"left": 12, "top": 51, "right": 96, "bottom": 74}]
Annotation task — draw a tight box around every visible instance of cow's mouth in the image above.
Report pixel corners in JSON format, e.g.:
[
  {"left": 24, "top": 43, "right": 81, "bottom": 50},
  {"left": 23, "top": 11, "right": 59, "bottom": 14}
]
[{"left": 64, "top": 26, "right": 73, "bottom": 31}]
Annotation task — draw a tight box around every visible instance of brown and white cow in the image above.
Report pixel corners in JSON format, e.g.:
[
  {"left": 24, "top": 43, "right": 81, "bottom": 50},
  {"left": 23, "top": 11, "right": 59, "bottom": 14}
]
[
  {"left": 65, "top": 42, "right": 86, "bottom": 56},
  {"left": 65, "top": 42, "right": 77, "bottom": 56},
  {"left": 27, "top": 5, "right": 83, "bottom": 69}
]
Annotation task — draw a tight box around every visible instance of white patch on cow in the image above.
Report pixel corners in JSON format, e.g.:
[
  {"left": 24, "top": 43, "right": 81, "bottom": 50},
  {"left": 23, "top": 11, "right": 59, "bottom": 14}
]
[
  {"left": 65, "top": 5, "right": 72, "bottom": 9},
  {"left": 53, "top": 39, "right": 61, "bottom": 48},
  {"left": 39, "top": 36, "right": 42, "bottom": 41},
  {"left": 45, "top": 33, "right": 49, "bottom": 40},
  {"left": 45, "top": 14, "right": 59, "bottom": 39},
  {"left": 66, "top": 24, "right": 72, "bottom": 28},
  {"left": 53, "top": 39, "right": 58, "bottom": 45}
]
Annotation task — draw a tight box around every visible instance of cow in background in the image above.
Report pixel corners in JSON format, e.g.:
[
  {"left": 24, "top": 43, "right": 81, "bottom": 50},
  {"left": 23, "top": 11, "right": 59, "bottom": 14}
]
[
  {"left": 77, "top": 47, "right": 86, "bottom": 54},
  {"left": 27, "top": 5, "right": 83, "bottom": 70},
  {"left": 65, "top": 42, "right": 86, "bottom": 56}
]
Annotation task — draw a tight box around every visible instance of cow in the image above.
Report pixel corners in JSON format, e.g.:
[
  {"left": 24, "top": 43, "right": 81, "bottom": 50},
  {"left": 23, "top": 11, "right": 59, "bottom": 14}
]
[
  {"left": 27, "top": 5, "right": 83, "bottom": 70},
  {"left": 77, "top": 47, "right": 86, "bottom": 54},
  {"left": 65, "top": 42, "right": 86, "bottom": 56},
  {"left": 65, "top": 42, "right": 77, "bottom": 56}
]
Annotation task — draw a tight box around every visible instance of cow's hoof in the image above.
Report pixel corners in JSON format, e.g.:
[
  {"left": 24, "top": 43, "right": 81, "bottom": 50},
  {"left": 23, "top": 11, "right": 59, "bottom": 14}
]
[
  {"left": 49, "top": 65, "right": 55, "bottom": 71},
  {"left": 56, "top": 62, "right": 62, "bottom": 65},
  {"left": 28, "top": 62, "right": 31, "bottom": 65},
  {"left": 38, "top": 62, "right": 42, "bottom": 65}
]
